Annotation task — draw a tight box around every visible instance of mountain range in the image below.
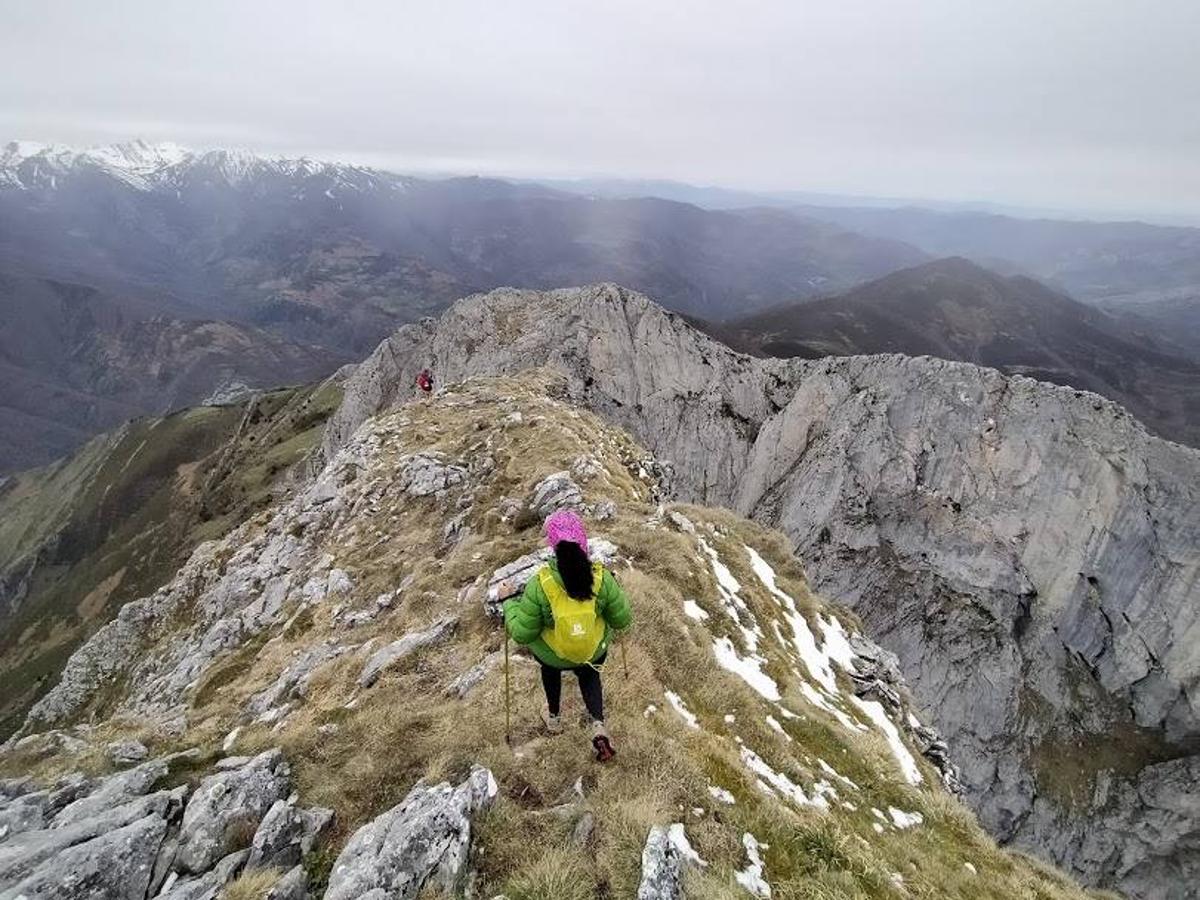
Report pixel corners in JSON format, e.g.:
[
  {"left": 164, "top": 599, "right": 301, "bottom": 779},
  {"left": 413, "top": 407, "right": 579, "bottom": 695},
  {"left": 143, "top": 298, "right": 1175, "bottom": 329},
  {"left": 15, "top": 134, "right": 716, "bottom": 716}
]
[
  {"left": 787, "top": 203, "right": 1200, "bottom": 359},
  {"left": 0, "top": 140, "right": 929, "bottom": 471}
]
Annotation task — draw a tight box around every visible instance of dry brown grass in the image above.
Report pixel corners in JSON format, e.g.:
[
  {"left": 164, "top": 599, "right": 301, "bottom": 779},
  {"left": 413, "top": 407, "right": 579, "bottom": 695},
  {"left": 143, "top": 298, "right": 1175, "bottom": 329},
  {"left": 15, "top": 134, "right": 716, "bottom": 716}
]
[
  {"left": 3, "top": 371, "right": 1104, "bottom": 900},
  {"left": 221, "top": 868, "right": 281, "bottom": 900}
]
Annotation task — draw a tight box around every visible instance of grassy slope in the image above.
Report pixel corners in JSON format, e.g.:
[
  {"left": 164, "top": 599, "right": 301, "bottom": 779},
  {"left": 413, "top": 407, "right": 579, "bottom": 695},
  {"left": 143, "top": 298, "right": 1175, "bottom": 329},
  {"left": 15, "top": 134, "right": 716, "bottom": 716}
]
[
  {"left": 0, "top": 380, "right": 343, "bottom": 739},
  {"left": 0, "top": 373, "right": 1113, "bottom": 899}
]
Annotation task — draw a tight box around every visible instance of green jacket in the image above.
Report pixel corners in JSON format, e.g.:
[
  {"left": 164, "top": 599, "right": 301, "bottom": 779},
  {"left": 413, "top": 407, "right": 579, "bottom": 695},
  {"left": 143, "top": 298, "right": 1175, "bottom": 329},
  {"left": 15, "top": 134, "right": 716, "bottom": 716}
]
[{"left": 504, "top": 561, "right": 632, "bottom": 668}]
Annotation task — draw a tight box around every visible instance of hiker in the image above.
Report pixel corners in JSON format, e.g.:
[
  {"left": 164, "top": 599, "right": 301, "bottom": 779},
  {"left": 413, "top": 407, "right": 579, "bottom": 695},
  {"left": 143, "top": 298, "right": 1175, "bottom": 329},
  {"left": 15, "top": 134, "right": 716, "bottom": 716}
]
[
  {"left": 416, "top": 368, "right": 434, "bottom": 395},
  {"left": 504, "top": 509, "right": 632, "bottom": 761}
]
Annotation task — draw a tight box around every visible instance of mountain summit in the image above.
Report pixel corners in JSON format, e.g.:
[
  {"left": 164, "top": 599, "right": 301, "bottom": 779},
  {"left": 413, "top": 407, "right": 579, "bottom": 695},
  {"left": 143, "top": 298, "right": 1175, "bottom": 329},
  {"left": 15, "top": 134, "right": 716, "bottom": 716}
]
[{"left": 321, "top": 283, "right": 1200, "bottom": 898}]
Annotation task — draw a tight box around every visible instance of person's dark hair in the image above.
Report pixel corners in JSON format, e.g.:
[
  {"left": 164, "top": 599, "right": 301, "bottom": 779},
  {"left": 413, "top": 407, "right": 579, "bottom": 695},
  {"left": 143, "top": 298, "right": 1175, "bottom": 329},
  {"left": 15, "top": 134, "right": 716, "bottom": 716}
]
[{"left": 555, "top": 540, "right": 594, "bottom": 599}]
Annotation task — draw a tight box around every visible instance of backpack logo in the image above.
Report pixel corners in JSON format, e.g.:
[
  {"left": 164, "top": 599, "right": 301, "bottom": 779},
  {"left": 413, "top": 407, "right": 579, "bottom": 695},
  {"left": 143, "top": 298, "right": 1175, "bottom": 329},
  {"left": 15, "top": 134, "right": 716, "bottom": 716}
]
[{"left": 571, "top": 623, "right": 586, "bottom": 636}]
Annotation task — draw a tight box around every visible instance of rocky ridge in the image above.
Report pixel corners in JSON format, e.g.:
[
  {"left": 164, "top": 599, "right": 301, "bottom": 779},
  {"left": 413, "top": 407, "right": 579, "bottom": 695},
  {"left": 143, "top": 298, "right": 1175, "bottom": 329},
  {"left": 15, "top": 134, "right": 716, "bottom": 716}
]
[
  {"left": 0, "top": 372, "right": 1092, "bottom": 898},
  {"left": 320, "top": 283, "right": 1200, "bottom": 898}
]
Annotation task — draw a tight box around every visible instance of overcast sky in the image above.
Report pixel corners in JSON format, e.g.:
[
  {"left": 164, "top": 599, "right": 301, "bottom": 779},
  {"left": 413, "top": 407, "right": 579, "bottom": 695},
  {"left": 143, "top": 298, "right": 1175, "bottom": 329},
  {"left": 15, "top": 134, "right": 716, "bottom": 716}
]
[{"left": 2, "top": 0, "right": 1199, "bottom": 219}]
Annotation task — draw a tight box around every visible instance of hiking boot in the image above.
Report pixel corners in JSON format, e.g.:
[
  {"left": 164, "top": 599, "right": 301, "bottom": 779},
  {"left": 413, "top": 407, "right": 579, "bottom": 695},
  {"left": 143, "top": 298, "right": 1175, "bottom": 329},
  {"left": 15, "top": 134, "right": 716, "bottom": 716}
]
[
  {"left": 590, "top": 720, "right": 615, "bottom": 762},
  {"left": 542, "top": 710, "right": 564, "bottom": 735}
]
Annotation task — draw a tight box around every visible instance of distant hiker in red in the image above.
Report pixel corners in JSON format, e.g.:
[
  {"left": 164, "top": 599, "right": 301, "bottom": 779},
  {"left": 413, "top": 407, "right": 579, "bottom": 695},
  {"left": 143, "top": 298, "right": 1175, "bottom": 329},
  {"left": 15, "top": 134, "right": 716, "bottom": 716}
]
[
  {"left": 416, "top": 368, "right": 434, "bottom": 395},
  {"left": 504, "top": 509, "right": 632, "bottom": 761}
]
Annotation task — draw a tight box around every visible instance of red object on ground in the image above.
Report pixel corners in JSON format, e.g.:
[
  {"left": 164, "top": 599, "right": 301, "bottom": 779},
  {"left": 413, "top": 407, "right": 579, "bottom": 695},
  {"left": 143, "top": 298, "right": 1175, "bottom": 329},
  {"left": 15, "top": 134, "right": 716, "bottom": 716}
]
[
  {"left": 593, "top": 734, "right": 616, "bottom": 762},
  {"left": 416, "top": 369, "right": 433, "bottom": 393}
]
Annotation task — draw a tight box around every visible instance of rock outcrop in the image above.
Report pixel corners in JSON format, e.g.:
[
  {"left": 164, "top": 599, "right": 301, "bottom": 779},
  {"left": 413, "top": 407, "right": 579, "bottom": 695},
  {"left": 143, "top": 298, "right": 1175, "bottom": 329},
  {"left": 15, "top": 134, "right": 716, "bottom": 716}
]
[
  {"left": 324, "top": 766, "right": 497, "bottom": 900},
  {"left": 0, "top": 746, "right": 328, "bottom": 900},
  {"left": 637, "top": 824, "right": 704, "bottom": 900},
  {"left": 320, "top": 283, "right": 1200, "bottom": 898},
  {"left": 175, "top": 749, "right": 292, "bottom": 875}
]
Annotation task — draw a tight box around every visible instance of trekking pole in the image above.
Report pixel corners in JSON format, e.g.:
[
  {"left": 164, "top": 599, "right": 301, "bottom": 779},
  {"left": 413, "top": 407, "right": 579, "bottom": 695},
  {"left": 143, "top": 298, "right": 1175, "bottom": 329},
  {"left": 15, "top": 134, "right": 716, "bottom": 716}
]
[
  {"left": 619, "top": 633, "right": 630, "bottom": 681},
  {"left": 504, "top": 634, "right": 512, "bottom": 746}
]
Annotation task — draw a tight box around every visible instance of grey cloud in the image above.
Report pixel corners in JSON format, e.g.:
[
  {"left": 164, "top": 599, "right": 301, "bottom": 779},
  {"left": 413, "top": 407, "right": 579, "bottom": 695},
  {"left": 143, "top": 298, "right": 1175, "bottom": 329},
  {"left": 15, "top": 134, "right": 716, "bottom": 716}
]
[{"left": 1, "top": 0, "right": 1198, "bottom": 218}]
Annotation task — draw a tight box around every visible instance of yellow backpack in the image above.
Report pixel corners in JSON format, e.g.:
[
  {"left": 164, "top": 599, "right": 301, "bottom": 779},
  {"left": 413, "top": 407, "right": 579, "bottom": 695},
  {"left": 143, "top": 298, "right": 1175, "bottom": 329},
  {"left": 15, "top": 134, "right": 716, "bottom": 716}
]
[{"left": 540, "top": 563, "right": 606, "bottom": 665}]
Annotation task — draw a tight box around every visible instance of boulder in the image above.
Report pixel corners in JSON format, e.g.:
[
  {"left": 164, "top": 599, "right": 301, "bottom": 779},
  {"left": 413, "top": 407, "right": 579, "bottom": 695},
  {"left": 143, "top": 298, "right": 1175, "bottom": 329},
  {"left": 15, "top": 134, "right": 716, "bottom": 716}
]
[
  {"left": 174, "top": 748, "right": 291, "bottom": 875},
  {"left": 0, "top": 789, "right": 184, "bottom": 888},
  {"left": 324, "top": 766, "right": 497, "bottom": 900},
  {"left": 570, "top": 455, "right": 605, "bottom": 483},
  {"left": 157, "top": 849, "right": 250, "bottom": 900},
  {"left": 398, "top": 453, "right": 467, "bottom": 498},
  {"left": 245, "top": 641, "right": 351, "bottom": 721},
  {"left": 246, "top": 799, "right": 333, "bottom": 870},
  {"left": 51, "top": 756, "right": 171, "bottom": 828},
  {"left": 0, "top": 812, "right": 167, "bottom": 900},
  {"left": 0, "top": 793, "right": 44, "bottom": 843},
  {"left": 358, "top": 618, "right": 458, "bottom": 688},
  {"left": 444, "top": 654, "right": 499, "bottom": 700},
  {"left": 266, "top": 865, "right": 309, "bottom": 900},
  {"left": 636, "top": 824, "right": 703, "bottom": 900},
  {"left": 527, "top": 472, "right": 583, "bottom": 517},
  {"left": 107, "top": 739, "right": 149, "bottom": 765}
]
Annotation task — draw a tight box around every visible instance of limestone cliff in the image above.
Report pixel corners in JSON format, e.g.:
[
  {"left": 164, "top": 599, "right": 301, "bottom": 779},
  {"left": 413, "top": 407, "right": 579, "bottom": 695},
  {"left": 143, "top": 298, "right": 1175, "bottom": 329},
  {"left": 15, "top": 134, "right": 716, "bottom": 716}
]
[{"left": 323, "top": 283, "right": 1200, "bottom": 898}]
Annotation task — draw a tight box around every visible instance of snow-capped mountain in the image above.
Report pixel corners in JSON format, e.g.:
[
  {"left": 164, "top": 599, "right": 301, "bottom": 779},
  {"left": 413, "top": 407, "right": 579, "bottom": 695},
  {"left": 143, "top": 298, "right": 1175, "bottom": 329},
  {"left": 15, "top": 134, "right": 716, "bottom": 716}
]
[{"left": 0, "top": 139, "right": 406, "bottom": 194}]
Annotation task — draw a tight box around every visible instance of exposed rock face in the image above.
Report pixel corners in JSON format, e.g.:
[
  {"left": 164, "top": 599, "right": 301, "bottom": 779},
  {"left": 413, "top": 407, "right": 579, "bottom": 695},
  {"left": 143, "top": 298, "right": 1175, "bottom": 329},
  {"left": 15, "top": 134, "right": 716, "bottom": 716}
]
[
  {"left": 246, "top": 798, "right": 333, "bottom": 871},
  {"left": 0, "top": 811, "right": 167, "bottom": 900},
  {"left": 357, "top": 617, "right": 459, "bottom": 688},
  {"left": 324, "top": 766, "right": 497, "bottom": 900},
  {"left": 527, "top": 471, "right": 583, "bottom": 517},
  {"left": 637, "top": 824, "right": 703, "bottom": 900},
  {"left": 175, "top": 748, "right": 291, "bottom": 875},
  {"left": 321, "top": 283, "right": 1200, "bottom": 898},
  {"left": 245, "top": 640, "right": 352, "bottom": 723}
]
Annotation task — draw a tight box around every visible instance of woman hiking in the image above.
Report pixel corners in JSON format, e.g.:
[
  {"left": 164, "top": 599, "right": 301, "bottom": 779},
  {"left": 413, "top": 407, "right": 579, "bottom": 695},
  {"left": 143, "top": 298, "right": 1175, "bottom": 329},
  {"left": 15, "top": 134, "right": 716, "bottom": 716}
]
[{"left": 504, "top": 509, "right": 632, "bottom": 761}]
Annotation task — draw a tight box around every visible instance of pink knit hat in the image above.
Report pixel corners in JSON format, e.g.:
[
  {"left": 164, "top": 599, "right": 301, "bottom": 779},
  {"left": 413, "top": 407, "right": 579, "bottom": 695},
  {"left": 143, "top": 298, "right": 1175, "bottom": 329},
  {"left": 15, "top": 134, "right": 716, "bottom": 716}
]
[{"left": 545, "top": 508, "right": 589, "bottom": 556}]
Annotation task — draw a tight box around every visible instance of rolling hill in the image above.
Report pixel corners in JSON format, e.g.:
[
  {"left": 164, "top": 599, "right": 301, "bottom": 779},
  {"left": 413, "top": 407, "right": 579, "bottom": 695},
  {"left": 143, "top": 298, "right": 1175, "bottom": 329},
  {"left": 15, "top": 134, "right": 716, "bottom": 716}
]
[{"left": 712, "top": 258, "right": 1200, "bottom": 446}]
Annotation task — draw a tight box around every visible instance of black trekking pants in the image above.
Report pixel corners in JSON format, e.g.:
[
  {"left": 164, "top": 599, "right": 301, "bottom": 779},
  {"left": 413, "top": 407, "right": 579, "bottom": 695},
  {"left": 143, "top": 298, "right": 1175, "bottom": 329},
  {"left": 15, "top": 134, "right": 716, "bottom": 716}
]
[{"left": 540, "top": 652, "right": 607, "bottom": 721}]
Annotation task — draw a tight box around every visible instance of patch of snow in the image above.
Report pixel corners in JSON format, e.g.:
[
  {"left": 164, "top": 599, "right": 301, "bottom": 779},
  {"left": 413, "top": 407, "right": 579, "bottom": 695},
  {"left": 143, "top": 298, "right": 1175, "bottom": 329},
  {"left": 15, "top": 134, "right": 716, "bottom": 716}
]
[
  {"left": 683, "top": 599, "right": 711, "bottom": 621},
  {"left": 644, "top": 704, "right": 658, "bottom": 718},
  {"left": 964, "top": 862, "right": 977, "bottom": 875},
  {"left": 887, "top": 807, "right": 924, "bottom": 829},
  {"left": 714, "top": 637, "right": 780, "bottom": 702},
  {"left": 708, "top": 785, "right": 736, "bottom": 805},
  {"left": 667, "top": 823, "right": 707, "bottom": 867},
  {"left": 872, "top": 822, "right": 885, "bottom": 834},
  {"left": 817, "top": 758, "right": 860, "bottom": 790},
  {"left": 740, "top": 745, "right": 826, "bottom": 810},
  {"left": 724, "top": 713, "right": 737, "bottom": 724},
  {"left": 698, "top": 538, "right": 761, "bottom": 648},
  {"left": 735, "top": 833, "right": 771, "bottom": 898},
  {"left": 812, "top": 780, "right": 839, "bottom": 806},
  {"left": 851, "top": 696, "right": 924, "bottom": 785},
  {"left": 665, "top": 691, "right": 700, "bottom": 729},
  {"left": 799, "top": 681, "right": 865, "bottom": 732},
  {"left": 765, "top": 715, "right": 793, "bottom": 741}
]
